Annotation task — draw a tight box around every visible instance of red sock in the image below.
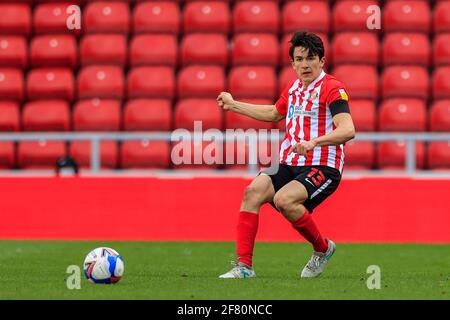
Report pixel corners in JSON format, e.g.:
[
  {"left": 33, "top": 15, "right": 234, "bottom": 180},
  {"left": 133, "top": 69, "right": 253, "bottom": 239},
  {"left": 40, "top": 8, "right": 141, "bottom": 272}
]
[
  {"left": 236, "top": 211, "right": 259, "bottom": 267},
  {"left": 292, "top": 213, "right": 328, "bottom": 253}
]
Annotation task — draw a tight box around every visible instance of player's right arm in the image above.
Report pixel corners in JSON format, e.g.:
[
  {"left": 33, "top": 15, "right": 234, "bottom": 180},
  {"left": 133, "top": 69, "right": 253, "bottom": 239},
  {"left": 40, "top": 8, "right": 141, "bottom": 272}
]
[{"left": 216, "top": 92, "right": 284, "bottom": 122}]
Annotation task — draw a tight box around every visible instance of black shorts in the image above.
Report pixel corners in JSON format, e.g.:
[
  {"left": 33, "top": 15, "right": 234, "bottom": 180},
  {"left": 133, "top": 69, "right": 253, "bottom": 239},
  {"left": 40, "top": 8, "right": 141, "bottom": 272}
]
[{"left": 260, "top": 164, "right": 342, "bottom": 214}]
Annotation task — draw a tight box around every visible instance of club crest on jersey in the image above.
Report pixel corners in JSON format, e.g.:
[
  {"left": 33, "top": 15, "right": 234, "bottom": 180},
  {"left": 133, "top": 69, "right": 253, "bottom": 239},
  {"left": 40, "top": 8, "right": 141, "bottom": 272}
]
[{"left": 310, "top": 90, "right": 319, "bottom": 101}]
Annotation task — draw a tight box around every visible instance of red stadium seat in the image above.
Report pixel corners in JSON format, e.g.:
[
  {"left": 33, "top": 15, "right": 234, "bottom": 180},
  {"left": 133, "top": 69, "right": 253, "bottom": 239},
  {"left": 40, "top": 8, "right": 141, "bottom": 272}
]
[
  {"left": 349, "top": 99, "right": 376, "bottom": 132},
  {"left": 121, "top": 140, "right": 170, "bottom": 169},
  {"left": 377, "top": 141, "right": 425, "bottom": 169},
  {"left": 0, "top": 101, "right": 20, "bottom": 132},
  {"left": 70, "top": 141, "right": 118, "bottom": 169},
  {"left": 22, "top": 100, "right": 70, "bottom": 131},
  {"left": 0, "top": 36, "right": 27, "bottom": 68},
  {"left": 127, "top": 66, "right": 175, "bottom": 99},
  {"left": 0, "top": 4, "right": 31, "bottom": 36},
  {"left": 34, "top": 2, "right": 79, "bottom": 35},
  {"left": 123, "top": 99, "right": 172, "bottom": 131},
  {"left": 331, "top": 65, "right": 378, "bottom": 99},
  {"left": 129, "top": 34, "right": 177, "bottom": 67},
  {"left": 233, "top": 1, "right": 279, "bottom": 33},
  {"left": 344, "top": 140, "right": 375, "bottom": 170},
  {"left": 429, "top": 100, "right": 450, "bottom": 132},
  {"left": 228, "top": 66, "right": 276, "bottom": 100},
  {"left": 232, "top": 33, "right": 278, "bottom": 66},
  {"left": 73, "top": 98, "right": 121, "bottom": 131},
  {"left": 27, "top": 68, "right": 74, "bottom": 101},
  {"left": 332, "top": 1, "right": 380, "bottom": 33},
  {"left": 278, "top": 66, "right": 298, "bottom": 91},
  {"left": 432, "top": 66, "right": 450, "bottom": 100},
  {"left": 0, "top": 142, "right": 15, "bottom": 169},
  {"left": 177, "top": 66, "right": 225, "bottom": 99},
  {"left": 433, "top": 34, "right": 450, "bottom": 66},
  {"left": 225, "top": 98, "right": 274, "bottom": 130},
  {"left": 381, "top": 66, "right": 429, "bottom": 100},
  {"left": 77, "top": 65, "right": 124, "bottom": 99},
  {"left": 84, "top": 2, "right": 130, "bottom": 34},
  {"left": 80, "top": 34, "right": 127, "bottom": 66},
  {"left": 171, "top": 139, "right": 223, "bottom": 170},
  {"left": 133, "top": 2, "right": 180, "bottom": 34},
  {"left": 174, "top": 99, "right": 223, "bottom": 130},
  {"left": 18, "top": 141, "right": 66, "bottom": 169},
  {"left": 383, "top": 1, "right": 431, "bottom": 33},
  {"left": 30, "top": 35, "right": 77, "bottom": 68},
  {"left": 280, "top": 33, "right": 330, "bottom": 66},
  {"left": 332, "top": 32, "right": 379, "bottom": 66},
  {"left": 378, "top": 98, "right": 426, "bottom": 131},
  {"left": 0, "top": 68, "right": 24, "bottom": 102},
  {"left": 382, "top": 33, "right": 430, "bottom": 66},
  {"left": 282, "top": 1, "right": 330, "bottom": 34},
  {"left": 180, "top": 34, "right": 228, "bottom": 66},
  {"left": 428, "top": 142, "right": 450, "bottom": 169},
  {"left": 184, "top": 1, "right": 230, "bottom": 34},
  {"left": 434, "top": 1, "right": 450, "bottom": 33}
]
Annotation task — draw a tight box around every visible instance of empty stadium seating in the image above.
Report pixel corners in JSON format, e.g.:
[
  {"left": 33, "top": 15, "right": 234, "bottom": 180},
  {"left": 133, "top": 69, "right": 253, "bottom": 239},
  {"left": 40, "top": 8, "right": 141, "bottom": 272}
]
[
  {"left": 18, "top": 141, "right": 66, "bottom": 169},
  {"left": 343, "top": 140, "right": 376, "bottom": 170},
  {"left": 180, "top": 34, "right": 228, "bottom": 66},
  {"left": 73, "top": 99, "right": 121, "bottom": 131},
  {"left": 378, "top": 99, "right": 427, "bottom": 131},
  {"left": 0, "top": 101, "right": 19, "bottom": 132},
  {"left": 124, "top": 99, "right": 172, "bottom": 131},
  {"left": 0, "top": 36, "right": 27, "bottom": 68},
  {"left": 174, "top": 99, "right": 223, "bottom": 131},
  {"left": 234, "top": 1, "right": 280, "bottom": 33},
  {"left": 121, "top": 140, "right": 171, "bottom": 169},
  {"left": 80, "top": 34, "right": 127, "bottom": 66},
  {"left": 177, "top": 65, "right": 225, "bottom": 99},
  {"left": 77, "top": 66, "right": 124, "bottom": 99},
  {"left": 133, "top": 2, "right": 180, "bottom": 34},
  {"left": 184, "top": 1, "right": 230, "bottom": 34},
  {"left": 70, "top": 141, "right": 118, "bottom": 169},
  {"left": 22, "top": 100, "right": 70, "bottom": 132},
  {"left": 30, "top": 35, "right": 77, "bottom": 68},
  {"left": 129, "top": 34, "right": 178, "bottom": 67},
  {"left": 0, "top": 0, "right": 449, "bottom": 172}
]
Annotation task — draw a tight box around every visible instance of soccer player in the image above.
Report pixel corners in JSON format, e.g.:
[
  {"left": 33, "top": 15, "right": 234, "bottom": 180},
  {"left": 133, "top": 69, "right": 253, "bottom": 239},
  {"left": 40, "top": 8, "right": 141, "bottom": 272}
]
[{"left": 217, "top": 31, "right": 355, "bottom": 279}]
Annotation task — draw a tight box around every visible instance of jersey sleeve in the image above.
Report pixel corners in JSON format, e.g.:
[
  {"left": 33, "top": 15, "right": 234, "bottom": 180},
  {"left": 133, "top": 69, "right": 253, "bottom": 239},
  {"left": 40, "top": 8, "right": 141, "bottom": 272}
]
[
  {"left": 326, "top": 80, "right": 350, "bottom": 106},
  {"left": 275, "top": 85, "right": 290, "bottom": 116}
]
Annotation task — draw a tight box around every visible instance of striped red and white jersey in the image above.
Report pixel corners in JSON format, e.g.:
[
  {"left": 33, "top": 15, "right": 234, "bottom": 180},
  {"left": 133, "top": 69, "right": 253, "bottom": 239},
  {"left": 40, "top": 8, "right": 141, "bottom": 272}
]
[{"left": 275, "top": 70, "right": 349, "bottom": 173}]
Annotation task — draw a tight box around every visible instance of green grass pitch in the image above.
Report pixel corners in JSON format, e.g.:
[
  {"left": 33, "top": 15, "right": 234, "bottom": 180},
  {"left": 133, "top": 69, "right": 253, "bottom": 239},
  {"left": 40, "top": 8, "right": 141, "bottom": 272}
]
[{"left": 0, "top": 241, "right": 449, "bottom": 300}]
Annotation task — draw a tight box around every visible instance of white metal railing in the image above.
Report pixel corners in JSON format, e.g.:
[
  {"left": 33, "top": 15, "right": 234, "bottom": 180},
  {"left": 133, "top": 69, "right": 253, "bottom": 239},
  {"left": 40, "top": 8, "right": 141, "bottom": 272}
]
[{"left": 0, "top": 132, "right": 449, "bottom": 176}]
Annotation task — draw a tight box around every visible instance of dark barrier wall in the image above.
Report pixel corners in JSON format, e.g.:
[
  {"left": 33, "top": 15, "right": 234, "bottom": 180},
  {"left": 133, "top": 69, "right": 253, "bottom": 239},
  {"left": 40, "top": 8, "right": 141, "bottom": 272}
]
[{"left": 0, "top": 177, "right": 449, "bottom": 243}]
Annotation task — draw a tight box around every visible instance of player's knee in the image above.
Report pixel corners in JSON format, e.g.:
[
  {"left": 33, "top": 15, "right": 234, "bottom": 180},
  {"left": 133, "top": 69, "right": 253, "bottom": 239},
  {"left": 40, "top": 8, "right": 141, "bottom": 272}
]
[
  {"left": 273, "top": 193, "right": 292, "bottom": 213},
  {"left": 242, "top": 185, "right": 265, "bottom": 206}
]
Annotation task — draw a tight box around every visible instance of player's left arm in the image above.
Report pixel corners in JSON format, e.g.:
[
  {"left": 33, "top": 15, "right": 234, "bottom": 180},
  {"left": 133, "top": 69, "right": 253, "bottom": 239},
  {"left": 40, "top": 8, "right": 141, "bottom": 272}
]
[
  {"left": 312, "top": 109, "right": 355, "bottom": 147},
  {"left": 289, "top": 100, "right": 355, "bottom": 155}
]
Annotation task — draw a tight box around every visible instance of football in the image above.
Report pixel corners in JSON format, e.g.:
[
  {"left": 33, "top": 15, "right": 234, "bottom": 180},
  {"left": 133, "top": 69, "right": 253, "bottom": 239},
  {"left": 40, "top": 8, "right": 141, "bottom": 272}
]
[{"left": 83, "top": 247, "right": 124, "bottom": 284}]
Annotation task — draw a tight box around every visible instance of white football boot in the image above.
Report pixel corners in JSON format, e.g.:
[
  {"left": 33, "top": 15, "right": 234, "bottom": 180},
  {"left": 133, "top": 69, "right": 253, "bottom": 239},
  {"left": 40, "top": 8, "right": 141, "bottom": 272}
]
[
  {"left": 219, "top": 261, "right": 256, "bottom": 279},
  {"left": 300, "top": 239, "right": 336, "bottom": 278}
]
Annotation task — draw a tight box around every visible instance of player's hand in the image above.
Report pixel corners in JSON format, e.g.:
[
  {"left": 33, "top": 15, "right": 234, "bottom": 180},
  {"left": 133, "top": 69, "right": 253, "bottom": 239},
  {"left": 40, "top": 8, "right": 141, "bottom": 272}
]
[
  {"left": 288, "top": 140, "right": 317, "bottom": 157},
  {"left": 217, "top": 92, "right": 235, "bottom": 111}
]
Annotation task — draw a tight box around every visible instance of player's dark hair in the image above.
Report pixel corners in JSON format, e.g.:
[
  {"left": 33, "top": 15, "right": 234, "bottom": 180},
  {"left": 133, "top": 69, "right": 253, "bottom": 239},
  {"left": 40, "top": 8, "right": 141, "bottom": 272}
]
[{"left": 289, "top": 31, "right": 325, "bottom": 61}]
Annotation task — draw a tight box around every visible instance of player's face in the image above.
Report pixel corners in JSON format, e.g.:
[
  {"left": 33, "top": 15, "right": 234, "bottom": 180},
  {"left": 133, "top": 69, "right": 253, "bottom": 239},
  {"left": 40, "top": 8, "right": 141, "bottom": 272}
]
[{"left": 291, "top": 46, "right": 325, "bottom": 86}]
